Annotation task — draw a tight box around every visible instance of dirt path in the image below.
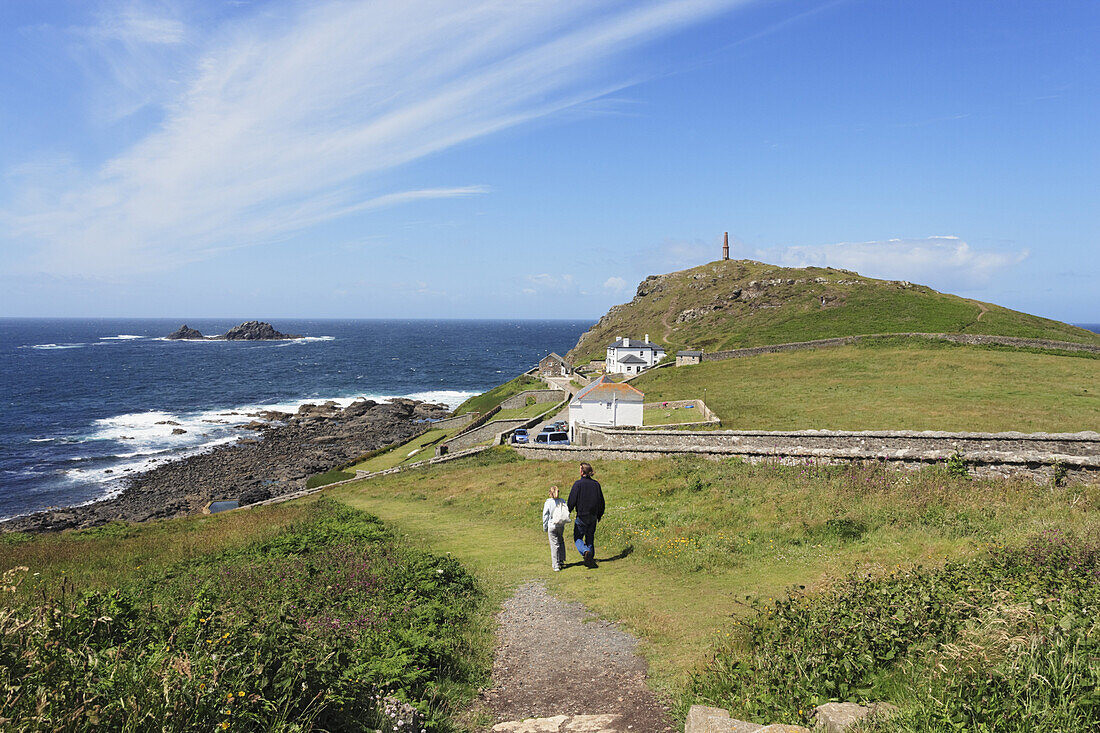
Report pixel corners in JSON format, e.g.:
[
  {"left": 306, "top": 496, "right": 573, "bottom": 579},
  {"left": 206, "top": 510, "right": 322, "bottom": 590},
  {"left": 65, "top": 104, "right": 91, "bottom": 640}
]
[{"left": 480, "top": 582, "right": 675, "bottom": 733}]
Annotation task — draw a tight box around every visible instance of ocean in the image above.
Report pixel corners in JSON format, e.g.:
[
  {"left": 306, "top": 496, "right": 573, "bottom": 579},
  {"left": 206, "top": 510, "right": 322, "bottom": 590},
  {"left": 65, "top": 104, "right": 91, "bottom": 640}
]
[{"left": 0, "top": 318, "right": 590, "bottom": 522}]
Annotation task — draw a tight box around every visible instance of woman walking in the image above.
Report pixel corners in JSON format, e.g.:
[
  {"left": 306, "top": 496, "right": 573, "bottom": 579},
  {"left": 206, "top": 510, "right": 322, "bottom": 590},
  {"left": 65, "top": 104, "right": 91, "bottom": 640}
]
[{"left": 542, "top": 485, "right": 570, "bottom": 571}]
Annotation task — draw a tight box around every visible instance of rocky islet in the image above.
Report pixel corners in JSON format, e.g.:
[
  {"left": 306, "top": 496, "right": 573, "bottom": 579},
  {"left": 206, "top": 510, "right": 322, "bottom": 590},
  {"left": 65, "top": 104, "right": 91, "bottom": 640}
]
[{"left": 166, "top": 320, "right": 302, "bottom": 340}]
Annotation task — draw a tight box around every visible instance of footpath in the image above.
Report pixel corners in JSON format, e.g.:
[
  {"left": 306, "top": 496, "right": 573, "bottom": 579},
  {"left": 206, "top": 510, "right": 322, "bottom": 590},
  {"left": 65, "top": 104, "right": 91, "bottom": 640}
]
[{"left": 482, "top": 582, "right": 675, "bottom": 733}]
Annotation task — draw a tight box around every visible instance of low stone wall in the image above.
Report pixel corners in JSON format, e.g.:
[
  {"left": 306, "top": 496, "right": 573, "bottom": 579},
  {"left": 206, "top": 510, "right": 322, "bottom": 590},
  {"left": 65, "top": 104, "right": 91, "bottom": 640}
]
[
  {"left": 500, "top": 389, "right": 567, "bottom": 410},
  {"left": 547, "top": 424, "right": 1100, "bottom": 482},
  {"left": 700, "top": 332, "right": 1100, "bottom": 363},
  {"left": 452, "top": 405, "right": 501, "bottom": 438}
]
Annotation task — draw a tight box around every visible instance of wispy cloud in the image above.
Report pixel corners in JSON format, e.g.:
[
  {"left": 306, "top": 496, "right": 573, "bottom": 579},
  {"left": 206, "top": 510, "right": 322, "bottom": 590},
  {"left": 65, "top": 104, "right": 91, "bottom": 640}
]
[
  {"left": 603, "top": 276, "right": 627, "bottom": 293},
  {"left": 754, "top": 235, "right": 1029, "bottom": 290},
  {"left": 4, "top": 0, "right": 751, "bottom": 276}
]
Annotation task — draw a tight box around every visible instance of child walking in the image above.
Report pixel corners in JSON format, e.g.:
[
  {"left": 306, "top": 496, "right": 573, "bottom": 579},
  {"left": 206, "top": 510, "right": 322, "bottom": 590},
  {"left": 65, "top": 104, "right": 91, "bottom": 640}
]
[{"left": 542, "top": 485, "right": 570, "bottom": 571}]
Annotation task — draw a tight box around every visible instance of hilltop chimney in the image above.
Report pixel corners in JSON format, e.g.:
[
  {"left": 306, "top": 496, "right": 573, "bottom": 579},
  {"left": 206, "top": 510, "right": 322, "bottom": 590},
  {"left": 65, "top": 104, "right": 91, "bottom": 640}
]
[{"left": 723, "top": 232, "right": 729, "bottom": 260}]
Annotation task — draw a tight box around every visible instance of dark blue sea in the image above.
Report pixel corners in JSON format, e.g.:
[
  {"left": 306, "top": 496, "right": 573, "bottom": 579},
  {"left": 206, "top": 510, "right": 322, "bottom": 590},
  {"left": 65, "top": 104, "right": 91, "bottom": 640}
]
[{"left": 0, "top": 319, "right": 589, "bottom": 522}]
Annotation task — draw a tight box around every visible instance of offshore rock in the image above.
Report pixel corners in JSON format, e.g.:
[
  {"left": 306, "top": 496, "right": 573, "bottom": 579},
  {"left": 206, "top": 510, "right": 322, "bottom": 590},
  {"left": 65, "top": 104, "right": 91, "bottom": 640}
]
[
  {"left": 166, "top": 324, "right": 206, "bottom": 340},
  {"left": 220, "top": 321, "right": 301, "bottom": 340}
]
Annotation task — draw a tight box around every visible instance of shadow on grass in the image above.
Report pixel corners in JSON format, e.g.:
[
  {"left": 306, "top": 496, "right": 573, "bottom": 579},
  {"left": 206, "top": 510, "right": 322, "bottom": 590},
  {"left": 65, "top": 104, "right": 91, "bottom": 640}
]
[{"left": 562, "top": 543, "right": 634, "bottom": 570}]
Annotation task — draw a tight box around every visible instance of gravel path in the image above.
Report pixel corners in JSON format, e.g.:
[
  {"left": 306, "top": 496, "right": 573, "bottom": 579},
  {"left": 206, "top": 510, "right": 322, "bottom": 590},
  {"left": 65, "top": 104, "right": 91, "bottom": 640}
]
[{"left": 481, "top": 582, "right": 675, "bottom": 733}]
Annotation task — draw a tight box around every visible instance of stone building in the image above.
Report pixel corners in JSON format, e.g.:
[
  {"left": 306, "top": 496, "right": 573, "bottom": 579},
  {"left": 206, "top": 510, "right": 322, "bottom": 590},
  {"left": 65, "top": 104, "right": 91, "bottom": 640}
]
[
  {"left": 539, "top": 352, "right": 572, "bottom": 377},
  {"left": 676, "top": 350, "right": 703, "bottom": 366}
]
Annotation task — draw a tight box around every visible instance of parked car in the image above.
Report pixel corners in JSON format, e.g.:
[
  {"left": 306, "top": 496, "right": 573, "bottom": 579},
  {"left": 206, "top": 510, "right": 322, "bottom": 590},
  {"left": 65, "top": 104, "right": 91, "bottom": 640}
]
[
  {"left": 511, "top": 428, "right": 529, "bottom": 444},
  {"left": 534, "top": 432, "right": 549, "bottom": 444},
  {"left": 547, "top": 431, "right": 570, "bottom": 445}
]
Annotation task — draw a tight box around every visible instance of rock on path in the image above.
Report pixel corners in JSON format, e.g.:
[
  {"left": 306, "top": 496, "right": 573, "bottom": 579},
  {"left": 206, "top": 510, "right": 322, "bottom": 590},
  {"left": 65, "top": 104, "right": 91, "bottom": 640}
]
[{"left": 483, "top": 582, "right": 674, "bottom": 733}]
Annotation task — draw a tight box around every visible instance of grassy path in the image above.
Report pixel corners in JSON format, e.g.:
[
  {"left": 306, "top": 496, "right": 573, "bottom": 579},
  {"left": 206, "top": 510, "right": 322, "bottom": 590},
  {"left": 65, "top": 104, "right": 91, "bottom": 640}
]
[{"left": 326, "top": 450, "right": 1096, "bottom": 705}]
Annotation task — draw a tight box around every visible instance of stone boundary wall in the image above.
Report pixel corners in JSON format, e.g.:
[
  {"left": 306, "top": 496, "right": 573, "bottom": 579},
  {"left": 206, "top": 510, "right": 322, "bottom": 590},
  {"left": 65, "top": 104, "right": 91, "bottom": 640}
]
[
  {"left": 550, "top": 424, "right": 1100, "bottom": 482},
  {"left": 452, "top": 405, "right": 502, "bottom": 438},
  {"left": 514, "top": 442, "right": 1100, "bottom": 483},
  {"left": 700, "top": 332, "right": 1100, "bottom": 363},
  {"left": 500, "top": 389, "right": 567, "bottom": 410}
]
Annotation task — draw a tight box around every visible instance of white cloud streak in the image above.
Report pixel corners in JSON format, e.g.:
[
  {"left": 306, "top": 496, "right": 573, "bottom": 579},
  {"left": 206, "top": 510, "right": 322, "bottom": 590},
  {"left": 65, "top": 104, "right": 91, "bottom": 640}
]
[
  {"left": 4, "top": 0, "right": 750, "bottom": 275},
  {"left": 754, "top": 236, "right": 1029, "bottom": 290}
]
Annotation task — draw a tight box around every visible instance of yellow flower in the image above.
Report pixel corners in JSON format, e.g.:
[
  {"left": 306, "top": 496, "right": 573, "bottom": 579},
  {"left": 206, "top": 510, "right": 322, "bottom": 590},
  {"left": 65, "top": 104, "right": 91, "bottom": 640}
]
[{"left": 238, "top": 691, "right": 245, "bottom": 697}]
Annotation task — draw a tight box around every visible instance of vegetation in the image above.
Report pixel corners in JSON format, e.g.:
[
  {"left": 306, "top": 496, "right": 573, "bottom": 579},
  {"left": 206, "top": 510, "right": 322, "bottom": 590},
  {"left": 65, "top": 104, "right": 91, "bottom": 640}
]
[
  {"left": 349, "top": 427, "right": 456, "bottom": 474},
  {"left": 632, "top": 340, "right": 1100, "bottom": 432},
  {"left": 331, "top": 450, "right": 1100, "bottom": 717},
  {"left": 694, "top": 530, "right": 1100, "bottom": 731},
  {"left": 492, "top": 402, "right": 560, "bottom": 421},
  {"left": 0, "top": 501, "right": 486, "bottom": 732},
  {"left": 452, "top": 374, "right": 543, "bottom": 416},
  {"left": 566, "top": 260, "right": 1100, "bottom": 364},
  {"left": 643, "top": 403, "right": 709, "bottom": 426},
  {"left": 306, "top": 467, "right": 356, "bottom": 488}
]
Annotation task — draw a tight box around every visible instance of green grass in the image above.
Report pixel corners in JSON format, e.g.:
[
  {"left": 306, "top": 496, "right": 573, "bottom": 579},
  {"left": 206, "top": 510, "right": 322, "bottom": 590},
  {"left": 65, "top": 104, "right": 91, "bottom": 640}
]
[
  {"left": 452, "top": 374, "right": 543, "bottom": 416},
  {"left": 349, "top": 428, "right": 455, "bottom": 473},
  {"left": 305, "top": 467, "right": 355, "bottom": 488},
  {"left": 643, "top": 404, "right": 707, "bottom": 425},
  {"left": 566, "top": 260, "right": 1100, "bottom": 364},
  {"left": 492, "top": 402, "right": 559, "bottom": 421},
  {"left": 632, "top": 341, "right": 1100, "bottom": 432},
  {"left": 328, "top": 450, "right": 1100, "bottom": 705}
]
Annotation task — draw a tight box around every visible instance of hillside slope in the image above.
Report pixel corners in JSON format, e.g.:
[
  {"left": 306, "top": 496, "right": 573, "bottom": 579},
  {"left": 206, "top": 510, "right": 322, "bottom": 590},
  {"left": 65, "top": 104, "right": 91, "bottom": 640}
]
[{"left": 567, "top": 260, "right": 1100, "bottom": 363}]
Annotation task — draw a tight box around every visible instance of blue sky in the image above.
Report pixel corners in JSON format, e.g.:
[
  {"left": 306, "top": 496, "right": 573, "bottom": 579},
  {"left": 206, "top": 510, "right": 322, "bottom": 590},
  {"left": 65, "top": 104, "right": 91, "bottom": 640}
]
[{"left": 1, "top": 0, "right": 1097, "bottom": 321}]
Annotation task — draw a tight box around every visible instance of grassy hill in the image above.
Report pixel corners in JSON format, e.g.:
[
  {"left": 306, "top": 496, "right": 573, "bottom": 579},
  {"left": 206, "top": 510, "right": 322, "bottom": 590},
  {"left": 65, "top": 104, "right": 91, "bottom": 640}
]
[{"left": 566, "top": 260, "right": 1100, "bottom": 364}]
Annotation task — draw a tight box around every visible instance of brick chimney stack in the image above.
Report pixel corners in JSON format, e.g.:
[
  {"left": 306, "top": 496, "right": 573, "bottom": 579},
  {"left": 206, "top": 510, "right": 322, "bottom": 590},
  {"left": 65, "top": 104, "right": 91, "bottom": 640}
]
[{"left": 723, "top": 232, "right": 729, "bottom": 260}]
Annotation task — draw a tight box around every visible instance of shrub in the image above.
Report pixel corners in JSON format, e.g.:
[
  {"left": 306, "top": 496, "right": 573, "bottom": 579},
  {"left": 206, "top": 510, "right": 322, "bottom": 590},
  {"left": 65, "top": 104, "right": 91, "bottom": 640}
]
[
  {"left": 690, "top": 530, "right": 1100, "bottom": 730},
  {"left": 0, "top": 501, "right": 482, "bottom": 732}
]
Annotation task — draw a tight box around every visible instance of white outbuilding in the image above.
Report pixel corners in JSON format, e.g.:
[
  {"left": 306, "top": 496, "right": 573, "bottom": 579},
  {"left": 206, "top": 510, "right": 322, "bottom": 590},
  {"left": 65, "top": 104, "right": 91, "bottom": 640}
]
[{"left": 568, "top": 375, "right": 644, "bottom": 432}]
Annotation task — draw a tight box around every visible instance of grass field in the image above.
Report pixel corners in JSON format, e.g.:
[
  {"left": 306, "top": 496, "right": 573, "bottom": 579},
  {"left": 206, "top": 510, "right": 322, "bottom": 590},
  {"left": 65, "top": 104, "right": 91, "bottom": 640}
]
[
  {"left": 453, "top": 374, "right": 543, "bottom": 416},
  {"left": 328, "top": 449, "right": 1100, "bottom": 709},
  {"left": 632, "top": 340, "right": 1100, "bottom": 432},
  {"left": 643, "top": 404, "right": 707, "bottom": 425},
  {"left": 348, "top": 427, "right": 456, "bottom": 473},
  {"left": 492, "top": 401, "right": 560, "bottom": 421}
]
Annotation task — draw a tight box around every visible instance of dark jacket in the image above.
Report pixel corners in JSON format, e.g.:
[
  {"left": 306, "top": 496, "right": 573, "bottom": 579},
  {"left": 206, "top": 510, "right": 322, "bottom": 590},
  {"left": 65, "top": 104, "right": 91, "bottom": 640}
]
[{"left": 567, "top": 477, "right": 605, "bottom": 521}]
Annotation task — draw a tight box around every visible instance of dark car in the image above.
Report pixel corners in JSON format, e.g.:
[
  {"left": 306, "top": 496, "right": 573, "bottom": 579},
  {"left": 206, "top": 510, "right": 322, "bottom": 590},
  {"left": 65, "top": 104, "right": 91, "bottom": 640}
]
[
  {"left": 511, "top": 428, "right": 529, "bottom": 444},
  {"left": 547, "top": 431, "right": 570, "bottom": 445}
]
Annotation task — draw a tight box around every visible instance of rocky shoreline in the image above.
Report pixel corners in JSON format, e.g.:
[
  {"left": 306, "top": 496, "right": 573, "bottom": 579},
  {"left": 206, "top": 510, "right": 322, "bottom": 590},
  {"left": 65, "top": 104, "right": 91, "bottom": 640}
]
[{"left": 1, "top": 397, "right": 449, "bottom": 534}]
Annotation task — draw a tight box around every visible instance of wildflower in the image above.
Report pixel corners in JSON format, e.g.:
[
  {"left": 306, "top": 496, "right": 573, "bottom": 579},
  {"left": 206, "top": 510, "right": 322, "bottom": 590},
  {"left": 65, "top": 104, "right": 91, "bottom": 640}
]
[{"left": 238, "top": 691, "right": 245, "bottom": 697}]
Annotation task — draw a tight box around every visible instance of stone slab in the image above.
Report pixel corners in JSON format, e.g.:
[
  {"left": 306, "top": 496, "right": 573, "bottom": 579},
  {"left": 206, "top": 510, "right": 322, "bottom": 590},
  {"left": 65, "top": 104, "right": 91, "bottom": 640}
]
[{"left": 493, "top": 715, "right": 569, "bottom": 733}]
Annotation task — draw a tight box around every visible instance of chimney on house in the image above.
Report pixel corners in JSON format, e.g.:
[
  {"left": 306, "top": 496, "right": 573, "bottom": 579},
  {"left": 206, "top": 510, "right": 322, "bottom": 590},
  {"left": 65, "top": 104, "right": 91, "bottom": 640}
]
[
  {"left": 623, "top": 337, "right": 630, "bottom": 347},
  {"left": 723, "top": 232, "right": 729, "bottom": 260},
  {"left": 645, "top": 334, "right": 649, "bottom": 343}
]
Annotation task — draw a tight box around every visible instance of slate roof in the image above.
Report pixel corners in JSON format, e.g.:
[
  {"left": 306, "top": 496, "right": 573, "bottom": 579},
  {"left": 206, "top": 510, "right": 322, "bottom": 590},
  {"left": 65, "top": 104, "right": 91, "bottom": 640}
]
[
  {"left": 617, "top": 354, "right": 646, "bottom": 364},
  {"left": 677, "top": 350, "right": 703, "bottom": 356},
  {"left": 573, "top": 375, "right": 645, "bottom": 402},
  {"left": 609, "top": 338, "right": 665, "bottom": 351},
  {"left": 541, "top": 352, "right": 572, "bottom": 368}
]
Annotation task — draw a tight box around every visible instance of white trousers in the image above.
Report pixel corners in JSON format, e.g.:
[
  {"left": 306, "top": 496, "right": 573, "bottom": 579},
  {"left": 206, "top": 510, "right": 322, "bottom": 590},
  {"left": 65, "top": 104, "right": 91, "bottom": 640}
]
[{"left": 548, "top": 527, "right": 566, "bottom": 570}]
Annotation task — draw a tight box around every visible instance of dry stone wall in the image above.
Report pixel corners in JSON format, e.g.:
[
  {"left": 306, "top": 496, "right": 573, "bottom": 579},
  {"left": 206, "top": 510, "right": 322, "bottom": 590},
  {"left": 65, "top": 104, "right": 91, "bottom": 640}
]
[{"left": 700, "top": 333, "right": 1100, "bottom": 363}]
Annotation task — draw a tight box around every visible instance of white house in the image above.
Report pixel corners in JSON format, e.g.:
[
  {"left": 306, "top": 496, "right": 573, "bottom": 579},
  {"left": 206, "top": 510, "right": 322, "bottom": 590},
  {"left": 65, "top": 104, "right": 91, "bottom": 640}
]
[
  {"left": 605, "top": 334, "right": 666, "bottom": 375},
  {"left": 568, "top": 375, "right": 644, "bottom": 433}
]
